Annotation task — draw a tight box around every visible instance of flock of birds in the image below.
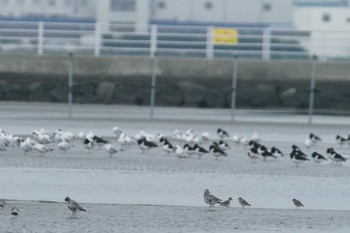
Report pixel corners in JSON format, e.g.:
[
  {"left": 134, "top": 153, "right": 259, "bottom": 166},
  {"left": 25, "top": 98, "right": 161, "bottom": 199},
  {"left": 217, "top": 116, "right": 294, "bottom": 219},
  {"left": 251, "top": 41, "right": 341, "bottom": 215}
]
[
  {"left": 0, "top": 126, "right": 349, "bottom": 166},
  {"left": 203, "top": 189, "right": 304, "bottom": 209},
  {"left": 0, "top": 126, "right": 349, "bottom": 218}
]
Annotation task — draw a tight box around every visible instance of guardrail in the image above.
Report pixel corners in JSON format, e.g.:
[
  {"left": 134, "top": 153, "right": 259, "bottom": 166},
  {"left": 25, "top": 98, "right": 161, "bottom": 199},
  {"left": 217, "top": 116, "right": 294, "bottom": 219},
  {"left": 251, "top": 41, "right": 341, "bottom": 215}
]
[{"left": 0, "top": 20, "right": 350, "bottom": 60}]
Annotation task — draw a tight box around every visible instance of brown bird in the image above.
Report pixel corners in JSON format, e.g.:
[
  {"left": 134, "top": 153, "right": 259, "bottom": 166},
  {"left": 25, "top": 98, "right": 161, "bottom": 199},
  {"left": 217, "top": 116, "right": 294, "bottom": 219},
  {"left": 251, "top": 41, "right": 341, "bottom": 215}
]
[
  {"left": 220, "top": 197, "right": 233, "bottom": 207},
  {"left": 238, "top": 197, "right": 251, "bottom": 208},
  {"left": 292, "top": 198, "right": 304, "bottom": 208}
]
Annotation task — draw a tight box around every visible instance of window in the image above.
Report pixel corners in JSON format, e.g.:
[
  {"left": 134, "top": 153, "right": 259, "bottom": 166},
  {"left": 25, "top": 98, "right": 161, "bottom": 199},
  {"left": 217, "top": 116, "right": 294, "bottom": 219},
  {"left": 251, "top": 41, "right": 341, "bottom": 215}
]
[
  {"left": 205, "top": 1, "right": 213, "bottom": 10},
  {"left": 322, "top": 13, "right": 331, "bottom": 22},
  {"left": 110, "top": 0, "right": 135, "bottom": 11},
  {"left": 263, "top": 2, "right": 271, "bottom": 11},
  {"left": 157, "top": 1, "right": 165, "bottom": 9}
]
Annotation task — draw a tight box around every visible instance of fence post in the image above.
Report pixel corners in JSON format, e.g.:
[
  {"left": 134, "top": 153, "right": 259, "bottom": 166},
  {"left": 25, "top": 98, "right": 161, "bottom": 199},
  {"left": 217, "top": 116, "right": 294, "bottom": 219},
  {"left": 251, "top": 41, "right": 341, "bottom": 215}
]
[
  {"left": 262, "top": 28, "right": 271, "bottom": 60},
  {"left": 68, "top": 52, "right": 74, "bottom": 119},
  {"left": 231, "top": 55, "right": 239, "bottom": 121},
  {"left": 308, "top": 55, "right": 317, "bottom": 124},
  {"left": 150, "top": 53, "right": 157, "bottom": 119},
  {"left": 150, "top": 24, "right": 157, "bottom": 58},
  {"left": 38, "top": 21, "right": 44, "bottom": 55},
  {"left": 94, "top": 23, "right": 101, "bottom": 56},
  {"left": 206, "top": 26, "right": 214, "bottom": 59}
]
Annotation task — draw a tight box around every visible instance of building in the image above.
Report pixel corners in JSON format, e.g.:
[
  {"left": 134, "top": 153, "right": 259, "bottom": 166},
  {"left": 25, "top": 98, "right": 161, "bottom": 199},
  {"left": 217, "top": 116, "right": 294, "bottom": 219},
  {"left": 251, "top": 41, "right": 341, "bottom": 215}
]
[
  {"left": 0, "top": 0, "right": 95, "bottom": 19},
  {"left": 293, "top": 0, "right": 350, "bottom": 58}
]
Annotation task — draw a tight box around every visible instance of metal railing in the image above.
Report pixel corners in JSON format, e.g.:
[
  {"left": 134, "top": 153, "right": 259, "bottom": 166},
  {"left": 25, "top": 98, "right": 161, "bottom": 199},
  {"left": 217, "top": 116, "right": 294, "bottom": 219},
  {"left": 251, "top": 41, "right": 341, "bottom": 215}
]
[{"left": 1, "top": 20, "right": 350, "bottom": 60}]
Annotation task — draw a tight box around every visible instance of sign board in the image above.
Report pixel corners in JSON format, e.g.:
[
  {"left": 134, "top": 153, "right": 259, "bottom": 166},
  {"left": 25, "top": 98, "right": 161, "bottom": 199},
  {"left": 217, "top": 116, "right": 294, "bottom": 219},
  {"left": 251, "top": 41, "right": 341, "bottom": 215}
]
[{"left": 213, "top": 28, "right": 238, "bottom": 45}]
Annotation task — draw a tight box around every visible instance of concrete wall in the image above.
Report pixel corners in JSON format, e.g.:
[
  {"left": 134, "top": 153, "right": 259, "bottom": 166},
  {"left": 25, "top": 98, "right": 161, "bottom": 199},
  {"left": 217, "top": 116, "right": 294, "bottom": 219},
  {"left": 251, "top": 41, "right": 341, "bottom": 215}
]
[{"left": 0, "top": 55, "right": 349, "bottom": 110}]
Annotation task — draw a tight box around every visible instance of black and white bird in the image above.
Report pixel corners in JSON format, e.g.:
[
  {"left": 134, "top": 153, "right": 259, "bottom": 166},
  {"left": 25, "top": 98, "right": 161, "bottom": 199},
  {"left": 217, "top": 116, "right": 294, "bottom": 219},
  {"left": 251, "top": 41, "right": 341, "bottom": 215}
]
[
  {"left": 137, "top": 137, "right": 158, "bottom": 153},
  {"left": 336, "top": 135, "right": 348, "bottom": 146},
  {"left": 183, "top": 144, "right": 195, "bottom": 157},
  {"left": 209, "top": 142, "right": 227, "bottom": 160},
  {"left": 65, "top": 197, "right": 86, "bottom": 218},
  {"left": 203, "top": 189, "right": 222, "bottom": 208},
  {"left": 311, "top": 152, "right": 327, "bottom": 164},
  {"left": 238, "top": 197, "right": 251, "bottom": 208},
  {"left": 270, "top": 146, "right": 284, "bottom": 159},
  {"left": 248, "top": 140, "right": 261, "bottom": 150},
  {"left": 220, "top": 197, "right": 233, "bottom": 207},
  {"left": 326, "top": 147, "right": 346, "bottom": 165},
  {"left": 217, "top": 128, "right": 230, "bottom": 139},
  {"left": 11, "top": 207, "right": 19, "bottom": 216},
  {"left": 258, "top": 145, "right": 274, "bottom": 161},
  {"left": 193, "top": 144, "right": 208, "bottom": 159},
  {"left": 292, "top": 198, "right": 304, "bottom": 208},
  {"left": 218, "top": 140, "right": 230, "bottom": 151},
  {"left": 290, "top": 147, "right": 309, "bottom": 167},
  {"left": 247, "top": 147, "right": 259, "bottom": 163},
  {"left": 309, "top": 133, "right": 322, "bottom": 144}
]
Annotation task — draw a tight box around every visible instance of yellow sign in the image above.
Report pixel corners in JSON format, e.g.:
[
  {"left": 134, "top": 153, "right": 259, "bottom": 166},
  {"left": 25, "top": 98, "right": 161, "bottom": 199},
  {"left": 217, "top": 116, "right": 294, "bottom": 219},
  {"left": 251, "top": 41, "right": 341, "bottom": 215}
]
[{"left": 213, "top": 28, "right": 238, "bottom": 45}]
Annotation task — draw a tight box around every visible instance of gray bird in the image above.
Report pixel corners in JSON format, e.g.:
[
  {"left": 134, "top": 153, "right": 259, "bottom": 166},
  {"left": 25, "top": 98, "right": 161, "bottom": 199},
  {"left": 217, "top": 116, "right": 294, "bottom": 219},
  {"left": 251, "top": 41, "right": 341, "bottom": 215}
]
[
  {"left": 220, "top": 197, "right": 233, "bottom": 207},
  {"left": 0, "top": 199, "right": 6, "bottom": 208},
  {"left": 238, "top": 197, "right": 251, "bottom": 208},
  {"left": 292, "top": 198, "right": 304, "bottom": 208},
  {"left": 11, "top": 207, "right": 19, "bottom": 216},
  {"left": 65, "top": 197, "right": 86, "bottom": 218},
  {"left": 203, "top": 189, "right": 222, "bottom": 208}
]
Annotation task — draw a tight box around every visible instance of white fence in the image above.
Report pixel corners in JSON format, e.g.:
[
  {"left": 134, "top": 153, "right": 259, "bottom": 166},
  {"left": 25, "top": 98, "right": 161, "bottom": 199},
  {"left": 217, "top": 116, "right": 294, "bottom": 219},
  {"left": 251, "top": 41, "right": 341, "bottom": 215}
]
[{"left": 0, "top": 20, "right": 350, "bottom": 60}]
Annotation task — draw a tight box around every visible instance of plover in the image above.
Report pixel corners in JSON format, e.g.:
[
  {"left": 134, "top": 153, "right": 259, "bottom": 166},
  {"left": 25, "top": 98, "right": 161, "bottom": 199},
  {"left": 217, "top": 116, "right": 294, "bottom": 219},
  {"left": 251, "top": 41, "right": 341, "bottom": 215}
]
[
  {"left": 217, "top": 128, "right": 230, "bottom": 139},
  {"left": 292, "top": 198, "right": 304, "bottom": 208},
  {"left": 11, "top": 207, "right": 19, "bottom": 216},
  {"left": 220, "top": 197, "right": 233, "bottom": 207},
  {"left": 65, "top": 197, "right": 86, "bottom": 218},
  {"left": 203, "top": 189, "right": 222, "bottom": 208},
  {"left": 238, "top": 197, "right": 251, "bottom": 208}
]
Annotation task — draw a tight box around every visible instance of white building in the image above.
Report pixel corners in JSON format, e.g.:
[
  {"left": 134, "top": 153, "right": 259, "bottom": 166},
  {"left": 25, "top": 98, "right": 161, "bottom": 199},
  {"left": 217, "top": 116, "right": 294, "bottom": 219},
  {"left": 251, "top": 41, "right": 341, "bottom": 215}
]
[
  {"left": 0, "top": 0, "right": 95, "bottom": 18},
  {"left": 294, "top": 1, "right": 350, "bottom": 58}
]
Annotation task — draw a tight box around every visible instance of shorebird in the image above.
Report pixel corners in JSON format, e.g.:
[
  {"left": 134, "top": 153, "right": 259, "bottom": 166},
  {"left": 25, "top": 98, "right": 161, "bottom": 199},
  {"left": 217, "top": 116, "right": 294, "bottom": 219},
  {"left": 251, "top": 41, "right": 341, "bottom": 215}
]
[
  {"left": 290, "top": 147, "right": 309, "bottom": 167},
  {"left": 137, "top": 137, "right": 158, "bottom": 153},
  {"left": 65, "top": 197, "right": 86, "bottom": 218},
  {"left": 292, "top": 198, "right": 304, "bottom": 209},
  {"left": 193, "top": 144, "right": 208, "bottom": 159},
  {"left": 326, "top": 147, "right": 346, "bottom": 165},
  {"left": 203, "top": 189, "right": 222, "bottom": 208},
  {"left": 238, "top": 197, "right": 251, "bottom": 208},
  {"left": 270, "top": 146, "right": 284, "bottom": 159},
  {"left": 104, "top": 143, "right": 120, "bottom": 158},
  {"left": 336, "top": 135, "right": 348, "bottom": 146},
  {"left": 220, "top": 197, "right": 233, "bottom": 207},
  {"left": 0, "top": 199, "right": 6, "bottom": 208},
  {"left": 217, "top": 128, "right": 230, "bottom": 139},
  {"left": 309, "top": 133, "right": 322, "bottom": 144},
  {"left": 218, "top": 140, "right": 230, "bottom": 151},
  {"left": 11, "top": 207, "right": 19, "bottom": 216},
  {"left": 247, "top": 147, "right": 259, "bottom": 163},
  {"left": 209, "top": 142, "right": 227, "bottom": 160},
  {"left": 311, "top": 152, "right": 327, "bottom": 164}
]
